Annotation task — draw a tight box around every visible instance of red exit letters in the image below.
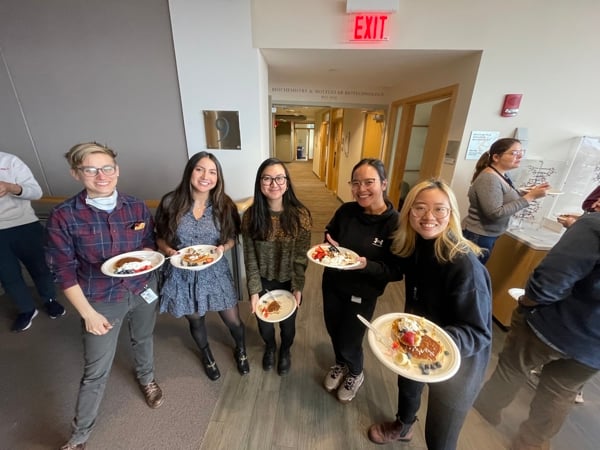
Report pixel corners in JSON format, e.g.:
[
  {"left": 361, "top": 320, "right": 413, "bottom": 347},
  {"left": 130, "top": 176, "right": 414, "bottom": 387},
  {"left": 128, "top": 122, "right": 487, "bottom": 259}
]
[{"left": 353, "top": 14, "right": 389, "bottom": 41}]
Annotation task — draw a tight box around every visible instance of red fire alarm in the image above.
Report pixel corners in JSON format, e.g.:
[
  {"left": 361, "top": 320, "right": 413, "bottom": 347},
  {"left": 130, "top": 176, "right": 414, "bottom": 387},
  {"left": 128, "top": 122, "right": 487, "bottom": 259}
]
[{"left": 501, "top": 94, "right": 523, "bottom": 117}]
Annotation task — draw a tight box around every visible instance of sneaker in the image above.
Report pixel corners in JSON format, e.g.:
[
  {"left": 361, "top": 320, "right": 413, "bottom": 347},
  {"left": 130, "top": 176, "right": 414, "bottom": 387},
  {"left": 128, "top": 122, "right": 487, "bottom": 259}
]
[
  {"left": 337, "top": 371, "right": 364, "bottom": 403},
  {"left": 368, "top": 419, "right": 415, "bottom": 444},
  {"left": 59, "top": 442, "right": 86, "bottom": 450},
  {"left": 323, "top": 364, "right": 349, "bottom": 392},
  {"left": 140, "top": 380, "right": 164, "bottom": 409},
  {"left": 45, "top": 299, "right": 66, "bottom": 318},
  {"left": 11, "top": 309, "right": 38, "bottom": 332},
  {"left": 575, "top": 391, "right": 584, "bottom": 404}
]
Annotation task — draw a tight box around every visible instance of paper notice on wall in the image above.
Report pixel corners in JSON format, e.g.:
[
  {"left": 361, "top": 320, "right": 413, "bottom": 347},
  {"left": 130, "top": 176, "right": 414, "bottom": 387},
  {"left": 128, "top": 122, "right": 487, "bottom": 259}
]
[{"left": 465, "top": 131, "right": 500, "bottom": 160}]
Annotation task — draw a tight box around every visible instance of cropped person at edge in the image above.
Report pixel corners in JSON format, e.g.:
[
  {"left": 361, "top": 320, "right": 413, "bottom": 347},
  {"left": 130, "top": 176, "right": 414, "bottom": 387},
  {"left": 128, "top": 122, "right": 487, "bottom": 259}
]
[
  {"left": 321, "top": 158, "right": 402, "bottom": 403},
  {"left": 242, "top": 158, "right": 312, "bottom": 375},
  {"left": 0, "top": 150, "right": 65, "bottom": 332},
  {"left": 463, "top": 138, "right": 549, "bottom": 264},
  {"left": 155, "top": 151, "right": 248, "bottom": 380},
  {"left": 46, "top": 142, "right": 163, "bottom": 450}
]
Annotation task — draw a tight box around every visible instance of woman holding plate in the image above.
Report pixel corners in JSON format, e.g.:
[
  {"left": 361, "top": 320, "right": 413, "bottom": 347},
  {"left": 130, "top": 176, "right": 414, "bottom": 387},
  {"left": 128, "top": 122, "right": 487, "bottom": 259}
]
[
  {"left": 155, "top": 151, "right": 248, "bottom": 381},
  {"left": 368, "top": 179, "right": 492, "bottom": 450},
  {"left": 45, "top": 142, "right": 163, "bottom": 450},
  {"left": 321, "top": 158, "right": 401, "bottom": 403},
  {"left": 242, "top": 158, "right": 311, "bottom": 375}
]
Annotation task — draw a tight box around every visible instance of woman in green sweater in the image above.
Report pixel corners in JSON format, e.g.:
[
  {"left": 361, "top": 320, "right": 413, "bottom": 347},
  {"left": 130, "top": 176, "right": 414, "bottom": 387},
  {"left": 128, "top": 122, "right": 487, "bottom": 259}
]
[{"left": 242, "top": 158, "right": 312, "bottom": 375}]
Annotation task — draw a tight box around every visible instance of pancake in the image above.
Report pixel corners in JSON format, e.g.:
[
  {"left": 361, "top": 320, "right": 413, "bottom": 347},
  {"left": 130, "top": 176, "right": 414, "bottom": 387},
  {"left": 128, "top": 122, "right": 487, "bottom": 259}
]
[
  {"left": 391, "top": 317, "right": 445, "bottom": 366},
  {"left": 182, "top": 248, "right": 215, "bottom": 267},
  {"left": 267, "top": 300, "right": 281, "bottom": 313},
  {"left": 115, "top": 256, "right": 143, "bottom": 268}
]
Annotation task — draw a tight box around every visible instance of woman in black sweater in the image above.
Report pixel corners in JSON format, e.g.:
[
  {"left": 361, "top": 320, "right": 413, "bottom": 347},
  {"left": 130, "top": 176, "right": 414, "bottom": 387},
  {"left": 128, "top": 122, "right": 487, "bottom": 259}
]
[{"left": 321, "top": 158, "right": 401, "bottom": 403}]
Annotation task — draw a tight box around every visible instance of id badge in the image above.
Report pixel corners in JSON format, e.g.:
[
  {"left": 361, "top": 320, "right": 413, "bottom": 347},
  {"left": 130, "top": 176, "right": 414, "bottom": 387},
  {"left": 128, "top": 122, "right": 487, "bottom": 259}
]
[{"left": 140, "top": 286, "right": 158, "bottom": 304}]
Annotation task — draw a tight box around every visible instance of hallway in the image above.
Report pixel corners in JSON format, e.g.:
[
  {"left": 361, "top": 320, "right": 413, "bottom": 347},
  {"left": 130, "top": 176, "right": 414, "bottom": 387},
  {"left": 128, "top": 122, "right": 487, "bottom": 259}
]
[{"left": 1, "top": 160, "right": 599, "bottom": 449}]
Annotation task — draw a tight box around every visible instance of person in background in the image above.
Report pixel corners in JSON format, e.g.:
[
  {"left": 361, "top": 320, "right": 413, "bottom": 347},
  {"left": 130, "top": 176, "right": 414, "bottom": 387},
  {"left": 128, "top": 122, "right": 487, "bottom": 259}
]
[
  {"left": 46, "top": 142, "right": 163, "bottom": 450},
  {"left": 581, "top": 185, "right": 600, "bottom": 212},
  {"left": 368, "top": 179, "right": 492, "bottom": 450},
  {"left": 241, "top": 158, "right": 311, "bottom": 375},
  {"left": 463, "top": 138, "right": 549, "bottom": 264},
  {"left": 155, "top": 151, "right": 248, "bottom": 381},
  {"left": 474, "top": 212, "right": 600, "bottom": 450},
  {"left": 557, "top": 184, "right": 600, "bottom": 228},
  {"left": 0, "top": 151, "right": 66, "bottom": 332},
  {"left": 321, "top": 158, "right": 401, "bottom": 403},
  {"left": 549, "top": 185, "right": 600, "bottom": 404}
]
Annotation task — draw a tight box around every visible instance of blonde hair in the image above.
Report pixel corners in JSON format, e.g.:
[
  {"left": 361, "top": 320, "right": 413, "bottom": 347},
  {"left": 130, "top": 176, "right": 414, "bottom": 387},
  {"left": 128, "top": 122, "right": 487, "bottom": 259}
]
[
  {"left": 391, "top": 179, "right": 482, "bottom": 263},
  {"left": 65, "top": 142, "right": 117, "bottom": 169}
]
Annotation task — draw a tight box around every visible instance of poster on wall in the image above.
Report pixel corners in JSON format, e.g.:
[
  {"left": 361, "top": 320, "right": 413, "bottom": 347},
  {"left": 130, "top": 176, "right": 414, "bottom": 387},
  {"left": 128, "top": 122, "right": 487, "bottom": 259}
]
[
  {"left": 203, "top": 110, "right": 241, "bottom": 150},
  {"left": 465, "top": 131, "right": 500, "bottom": 160}
]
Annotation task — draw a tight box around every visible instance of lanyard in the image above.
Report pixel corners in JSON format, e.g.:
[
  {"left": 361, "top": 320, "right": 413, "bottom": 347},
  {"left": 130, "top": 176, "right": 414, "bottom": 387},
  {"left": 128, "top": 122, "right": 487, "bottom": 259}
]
[{"left": 488, "top": 165, "right": 520, "bottom": 194}]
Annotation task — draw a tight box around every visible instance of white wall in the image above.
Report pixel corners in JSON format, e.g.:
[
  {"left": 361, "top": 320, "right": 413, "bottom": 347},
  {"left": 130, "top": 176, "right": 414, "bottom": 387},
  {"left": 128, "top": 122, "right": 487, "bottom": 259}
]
[
  {"left": 168, "top": 0, "right": 269, "bottom": 201},
  {"left": 251, "top": 0, "right": 600, "bottom": 216}
]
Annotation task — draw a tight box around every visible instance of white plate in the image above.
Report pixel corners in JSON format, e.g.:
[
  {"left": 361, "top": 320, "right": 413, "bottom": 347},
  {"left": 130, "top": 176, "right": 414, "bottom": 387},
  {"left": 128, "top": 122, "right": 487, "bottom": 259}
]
[
  {"left": 367, "top": 312, "right": 461, "bottom": 383},
  {"left": 547, "top": 190, "right": 564, "bottom": 196},
  {"left": 508, "top": 288, "right": 525, "bottom": 301},
  {"left": 307, "top": 244, "right": 360, "bottom": 269},
  {"left": 169, "top": 245, "right": 222, "bottom": 271},
  {"left": 255, "top": 289, "right": 297, "bottom": 323},
  {"left": 101, "top": 250, "right": 165, "bottom": 278}
]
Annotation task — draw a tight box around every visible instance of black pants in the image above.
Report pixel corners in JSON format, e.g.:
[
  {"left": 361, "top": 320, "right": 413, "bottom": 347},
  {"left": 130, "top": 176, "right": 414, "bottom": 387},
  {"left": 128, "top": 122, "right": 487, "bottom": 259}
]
[
  {"left": 255, "top": 278, "right": 297, "bottom": 352},
  {"left": 322, "top": 282, "right": 377, "bottom": 376}
]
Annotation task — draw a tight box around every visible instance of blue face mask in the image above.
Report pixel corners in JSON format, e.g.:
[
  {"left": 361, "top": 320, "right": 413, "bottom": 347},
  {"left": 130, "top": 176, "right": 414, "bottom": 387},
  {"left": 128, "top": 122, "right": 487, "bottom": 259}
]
[{"left": 86, "top": 190, "right": 118, "bottom": 212}]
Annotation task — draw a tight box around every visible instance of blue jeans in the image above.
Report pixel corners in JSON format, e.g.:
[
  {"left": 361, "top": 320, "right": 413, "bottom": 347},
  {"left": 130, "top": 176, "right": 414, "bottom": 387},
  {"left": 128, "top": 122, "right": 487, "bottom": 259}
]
[
  {"left": 69, "top": 278, "right": 158, "bottom": 444},
  {"left": 0, "top": 221, "right": 56, "bottom": 312},
  {"left": 462, "top": 229, "right": 498, "bottom": 265}
]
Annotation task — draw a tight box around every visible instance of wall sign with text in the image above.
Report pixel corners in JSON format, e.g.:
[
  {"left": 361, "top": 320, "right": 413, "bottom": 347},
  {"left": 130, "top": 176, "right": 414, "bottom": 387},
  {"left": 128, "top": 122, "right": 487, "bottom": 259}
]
[{"left": 349, "top": 14, "right": 390, "bottom": 41}]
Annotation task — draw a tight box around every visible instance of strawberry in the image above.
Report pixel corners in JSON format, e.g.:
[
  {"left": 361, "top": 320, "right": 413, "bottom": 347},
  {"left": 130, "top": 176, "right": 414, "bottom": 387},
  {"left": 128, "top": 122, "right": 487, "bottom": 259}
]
[{"left": 401, "top": 331, "right": 416, "bottom": 346}]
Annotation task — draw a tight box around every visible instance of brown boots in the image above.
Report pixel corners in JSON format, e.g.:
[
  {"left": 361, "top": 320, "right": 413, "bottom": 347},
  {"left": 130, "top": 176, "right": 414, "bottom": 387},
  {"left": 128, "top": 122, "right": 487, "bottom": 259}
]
[{"left": 368, "top": 418, "right": 416, "bottom": 444}]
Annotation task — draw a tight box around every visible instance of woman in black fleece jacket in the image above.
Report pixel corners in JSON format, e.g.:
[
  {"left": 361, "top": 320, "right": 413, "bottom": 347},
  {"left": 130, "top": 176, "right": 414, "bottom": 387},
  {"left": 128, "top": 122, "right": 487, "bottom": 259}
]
[{"left": 321, "top": 158, "right": 402, "bottom": 403}]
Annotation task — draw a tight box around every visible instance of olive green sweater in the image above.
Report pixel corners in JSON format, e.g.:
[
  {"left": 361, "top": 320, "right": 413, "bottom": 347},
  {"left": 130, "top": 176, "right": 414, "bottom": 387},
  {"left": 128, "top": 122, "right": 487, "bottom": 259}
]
[{"left": 241, "top": 209, "right": 311, "bottom": 296}]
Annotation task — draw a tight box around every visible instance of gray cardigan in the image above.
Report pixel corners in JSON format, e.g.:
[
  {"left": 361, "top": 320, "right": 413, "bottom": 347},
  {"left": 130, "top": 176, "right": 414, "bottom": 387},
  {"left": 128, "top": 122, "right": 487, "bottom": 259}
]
[{"left": 462, "top": 171, "right": 529, "bottom": 236}]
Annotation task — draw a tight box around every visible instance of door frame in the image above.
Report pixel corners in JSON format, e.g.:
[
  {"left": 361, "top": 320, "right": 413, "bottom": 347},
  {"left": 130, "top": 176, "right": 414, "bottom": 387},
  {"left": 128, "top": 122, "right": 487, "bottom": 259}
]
[{"left": 383, "top": 84, "right": 458, "bottom": 208}]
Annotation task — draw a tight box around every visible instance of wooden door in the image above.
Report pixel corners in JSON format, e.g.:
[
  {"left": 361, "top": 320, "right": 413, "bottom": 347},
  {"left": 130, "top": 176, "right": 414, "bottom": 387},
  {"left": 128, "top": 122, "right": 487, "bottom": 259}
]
[
  {"left": 419, "top": 99, "right": 451, "bottom": 180},
  {"left": 362, "top": 112, "right": 384, "bottom": 159},
  {"left": 326, "top": 118, "right": 343, "bottom": 193}
]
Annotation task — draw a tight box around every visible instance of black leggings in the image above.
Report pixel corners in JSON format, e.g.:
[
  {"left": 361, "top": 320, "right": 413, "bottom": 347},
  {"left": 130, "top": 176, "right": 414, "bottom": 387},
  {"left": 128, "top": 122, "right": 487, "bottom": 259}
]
[{"left": 186, "top": 305, "right": 245, "bottom": 350}]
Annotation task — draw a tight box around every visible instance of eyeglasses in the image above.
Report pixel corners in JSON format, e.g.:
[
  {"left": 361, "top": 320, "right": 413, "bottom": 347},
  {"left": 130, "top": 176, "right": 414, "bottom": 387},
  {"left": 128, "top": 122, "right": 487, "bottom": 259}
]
[
  {"left": 261, "top": 175, "right": 287, "bottom": 186},
  {"left": 77, "top": 165, "right": 117, "bottom": 177},
  {"left": 505, "top": 149, "right": 525, "bottom": 156},
  {"left": 349, "top": 178, "right": 377, "bottom": 189},
  {"left": 410, "top": 205, "right": 451, "bottom": 219}
]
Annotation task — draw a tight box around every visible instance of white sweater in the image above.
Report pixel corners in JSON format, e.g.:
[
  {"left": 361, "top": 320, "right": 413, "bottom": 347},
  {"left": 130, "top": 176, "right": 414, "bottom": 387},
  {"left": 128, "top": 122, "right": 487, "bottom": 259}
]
[{"left": 0, "top": 152, "right": 43, "bottom": 230}]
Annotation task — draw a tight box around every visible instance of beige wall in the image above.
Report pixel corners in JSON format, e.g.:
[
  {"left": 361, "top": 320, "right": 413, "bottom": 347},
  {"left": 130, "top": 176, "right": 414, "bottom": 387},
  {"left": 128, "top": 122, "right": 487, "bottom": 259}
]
[{"left": 251, "top": 0, "right": 600, "bottom": 215}]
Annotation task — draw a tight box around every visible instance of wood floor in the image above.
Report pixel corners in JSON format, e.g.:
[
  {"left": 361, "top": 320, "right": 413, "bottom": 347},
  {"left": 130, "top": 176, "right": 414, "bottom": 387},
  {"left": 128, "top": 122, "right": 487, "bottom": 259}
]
[{"left": 201, "top": 161, "right": 600, "bottom": 450}]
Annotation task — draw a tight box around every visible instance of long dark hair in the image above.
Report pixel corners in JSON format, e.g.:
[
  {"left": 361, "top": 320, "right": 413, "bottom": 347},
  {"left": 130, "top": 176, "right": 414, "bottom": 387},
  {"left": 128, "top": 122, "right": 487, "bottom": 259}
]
[
  {"left": 243, "top": 158, "right": 311, "bottom": 240},
  {"left": 155, "top": 151, "right": 240, "bottom": 247},
  {"left": 471, "top": 138, "right": 520, "bottom": 183},
  {"left": 352, "top": 158, "right": 390, "bottom": 200}
]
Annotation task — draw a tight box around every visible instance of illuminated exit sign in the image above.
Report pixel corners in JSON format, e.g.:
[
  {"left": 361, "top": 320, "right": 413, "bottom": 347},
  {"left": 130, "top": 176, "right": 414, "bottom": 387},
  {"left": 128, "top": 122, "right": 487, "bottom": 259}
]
[{"left": 351, "top": 14, "right": 389, "bottom": 41}]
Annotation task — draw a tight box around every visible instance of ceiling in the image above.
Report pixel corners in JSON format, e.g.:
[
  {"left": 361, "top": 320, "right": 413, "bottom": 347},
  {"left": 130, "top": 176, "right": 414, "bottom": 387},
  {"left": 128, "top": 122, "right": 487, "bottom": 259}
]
[
  {"left": 262, "top": 48, "right": 477, "bottom": 88},
  {"left": 264, "top": 48, "right": 478, "bottom": 121}
]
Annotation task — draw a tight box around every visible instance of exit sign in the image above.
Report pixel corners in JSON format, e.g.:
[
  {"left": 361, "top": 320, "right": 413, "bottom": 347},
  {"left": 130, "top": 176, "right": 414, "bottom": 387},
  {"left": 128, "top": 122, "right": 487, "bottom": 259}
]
[{"left": 350, "top": 14, "right": 389, "bottom": 41}]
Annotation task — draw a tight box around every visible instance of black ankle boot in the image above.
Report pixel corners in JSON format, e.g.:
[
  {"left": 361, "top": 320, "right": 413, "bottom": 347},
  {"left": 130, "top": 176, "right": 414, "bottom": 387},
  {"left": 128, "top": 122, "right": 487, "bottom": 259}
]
[
  {"left": 262, "top": 346, "right": 275, "bottom": 371},
  {"left": 234, "top": 347, "right": 250, "bottom": 375},
  {"left": 201, "top": 346, "right": 221, "bottom": 381},
  {"left": 277, "top": 348, "right": 291, "bottom": 375}
]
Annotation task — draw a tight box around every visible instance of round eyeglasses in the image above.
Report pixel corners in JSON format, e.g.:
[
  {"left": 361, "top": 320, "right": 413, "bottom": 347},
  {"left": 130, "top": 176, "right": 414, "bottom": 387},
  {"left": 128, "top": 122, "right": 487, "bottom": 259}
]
[
  {"left": 261, "top": 175, "right": 287, "bottom": 186},
  {"left": 77, "top": 165, "right": 117, "bottom": 177},
  {"left": 410, "top": 205, "right": 451, "bottom": 219}
]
